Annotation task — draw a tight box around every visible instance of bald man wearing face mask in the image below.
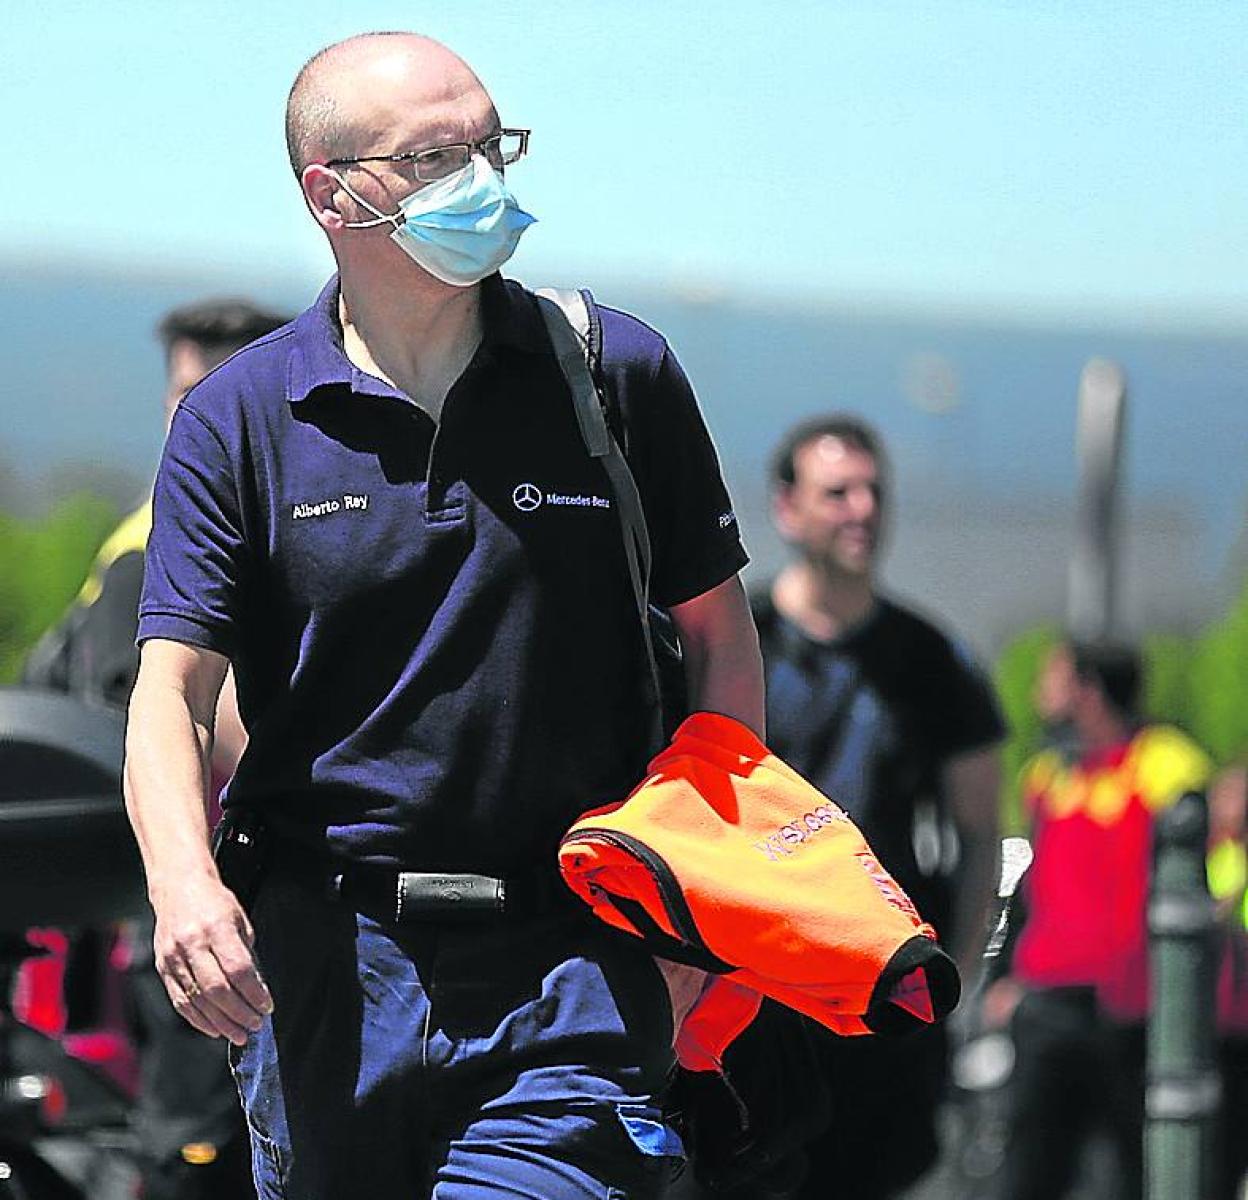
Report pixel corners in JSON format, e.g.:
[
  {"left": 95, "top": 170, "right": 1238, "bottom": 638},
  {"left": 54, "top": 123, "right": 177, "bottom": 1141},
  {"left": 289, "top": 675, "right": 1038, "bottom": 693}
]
[{"left": 123, "top": 32, "right": 762, "bottom": 1199}]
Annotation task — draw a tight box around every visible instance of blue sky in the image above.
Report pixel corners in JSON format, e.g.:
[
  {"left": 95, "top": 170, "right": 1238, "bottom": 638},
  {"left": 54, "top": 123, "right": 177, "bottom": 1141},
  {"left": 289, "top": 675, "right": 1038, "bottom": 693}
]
[{"left": 4, "top": 1, "right": 1245, "bottom": 326}]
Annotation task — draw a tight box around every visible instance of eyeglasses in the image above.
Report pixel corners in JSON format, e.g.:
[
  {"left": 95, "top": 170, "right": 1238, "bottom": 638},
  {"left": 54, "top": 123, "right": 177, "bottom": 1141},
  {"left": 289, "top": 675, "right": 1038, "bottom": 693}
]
[{"left": 324, "top": 129, "right": 530, "bottom": 182}]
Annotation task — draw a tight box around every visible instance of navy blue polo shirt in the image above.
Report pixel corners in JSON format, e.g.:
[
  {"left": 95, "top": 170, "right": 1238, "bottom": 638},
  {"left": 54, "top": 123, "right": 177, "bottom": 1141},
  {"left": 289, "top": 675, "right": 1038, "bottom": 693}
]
[{"left": 138, "top": 274, "right": 746, "bottom": 874}]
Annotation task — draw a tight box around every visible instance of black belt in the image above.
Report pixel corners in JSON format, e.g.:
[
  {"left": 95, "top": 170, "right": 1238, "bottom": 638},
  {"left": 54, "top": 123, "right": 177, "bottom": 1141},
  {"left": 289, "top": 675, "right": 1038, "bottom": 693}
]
[
  {"left": 336, "top": 867, "right": 504, "bottom": 923},
  {"left": 268, "top": 841, "right": 579, "bottom": 926}
]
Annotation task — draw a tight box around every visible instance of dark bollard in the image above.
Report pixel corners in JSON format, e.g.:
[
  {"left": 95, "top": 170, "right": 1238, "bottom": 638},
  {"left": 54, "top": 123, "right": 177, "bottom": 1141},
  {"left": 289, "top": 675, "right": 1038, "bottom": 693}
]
[{"left": 1146, "top": 791, "right": 1219, "bottom": 1200}]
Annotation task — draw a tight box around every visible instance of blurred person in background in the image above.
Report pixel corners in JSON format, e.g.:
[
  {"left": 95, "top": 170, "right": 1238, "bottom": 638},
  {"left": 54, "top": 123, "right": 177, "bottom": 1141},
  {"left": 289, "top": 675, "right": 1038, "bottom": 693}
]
[
  {"left": 748, "top": 414, "right": 1004, "bottom": 1198},
  {"left": 23, "top": 297, "right": 288, "bottom": 1200},
  {"left": 983, "top": 640, "right": 1212, "bottom": 1200},
  {"left": 1207, "top": 762, "right": 1248, "bottom": 1200},
  {"left": 25, "top": 298, "right": 288, "bottom": 726}
]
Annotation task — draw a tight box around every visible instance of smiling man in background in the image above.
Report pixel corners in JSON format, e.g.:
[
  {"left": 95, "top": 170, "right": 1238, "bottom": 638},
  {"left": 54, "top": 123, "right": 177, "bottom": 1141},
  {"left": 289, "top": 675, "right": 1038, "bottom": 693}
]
[{"left": 749, "top": 414, "right": 1003, "bottom": 1198}]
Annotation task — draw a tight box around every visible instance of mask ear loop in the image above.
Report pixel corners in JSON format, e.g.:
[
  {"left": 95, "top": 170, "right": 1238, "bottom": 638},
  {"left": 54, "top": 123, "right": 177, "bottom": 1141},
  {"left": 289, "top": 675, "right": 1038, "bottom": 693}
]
[{"left": 327, "top": 168, "right": 403, "bottom": 231}]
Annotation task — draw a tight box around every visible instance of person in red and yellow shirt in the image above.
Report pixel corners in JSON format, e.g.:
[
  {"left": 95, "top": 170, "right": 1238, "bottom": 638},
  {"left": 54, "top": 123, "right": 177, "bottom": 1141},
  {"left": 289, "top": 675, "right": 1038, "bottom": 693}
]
[{"left": 987, "top": 640, "right": 1211, "bottom": 1200}]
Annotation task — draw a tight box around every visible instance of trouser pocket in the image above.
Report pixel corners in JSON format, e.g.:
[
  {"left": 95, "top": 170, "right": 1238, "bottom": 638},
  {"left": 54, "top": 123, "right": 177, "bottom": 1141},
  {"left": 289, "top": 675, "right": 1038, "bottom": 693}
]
[{"left": 608, "top": 1100, "right": 686, "bottom": 1196}]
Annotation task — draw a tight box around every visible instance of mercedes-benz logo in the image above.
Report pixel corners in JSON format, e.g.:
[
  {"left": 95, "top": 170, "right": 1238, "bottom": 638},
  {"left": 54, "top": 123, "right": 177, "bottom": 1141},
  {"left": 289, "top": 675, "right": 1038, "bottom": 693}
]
[{"left": 512, "top": 482, "right": 543, "bottom": 512}]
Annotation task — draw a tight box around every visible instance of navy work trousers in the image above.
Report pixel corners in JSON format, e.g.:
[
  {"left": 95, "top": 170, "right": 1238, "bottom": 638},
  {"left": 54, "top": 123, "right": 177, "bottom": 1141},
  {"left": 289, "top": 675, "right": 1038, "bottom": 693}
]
[{"left": 229, "top": 862, "right": 683, "bottom": 1198}]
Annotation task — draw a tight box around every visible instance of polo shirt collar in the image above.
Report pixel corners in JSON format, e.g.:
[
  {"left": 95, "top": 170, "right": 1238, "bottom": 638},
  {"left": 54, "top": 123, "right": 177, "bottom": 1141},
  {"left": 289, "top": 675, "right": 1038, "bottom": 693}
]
[
  {"left": 480, "top": 272, "right": 551, "bottom": 357},
  {"left": 286, "top": 272, "right": 550, "bottom": 405}
]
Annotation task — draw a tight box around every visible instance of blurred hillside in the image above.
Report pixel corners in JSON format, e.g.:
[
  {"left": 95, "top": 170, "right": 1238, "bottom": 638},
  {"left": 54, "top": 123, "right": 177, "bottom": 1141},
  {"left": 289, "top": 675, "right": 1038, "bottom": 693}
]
[{"left": 3, "top": 261, "right": 1245, "bottom": 655}]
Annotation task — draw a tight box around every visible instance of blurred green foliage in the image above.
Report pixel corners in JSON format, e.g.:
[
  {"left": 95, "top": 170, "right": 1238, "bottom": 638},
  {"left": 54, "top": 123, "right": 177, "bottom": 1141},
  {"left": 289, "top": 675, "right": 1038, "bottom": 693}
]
[
  {"left": 0, "top": 494, "right": 119, "bottom": 683},
  {"left": 1142, "top": 631, "right": 1196, "bottom": 731},
  {"left": 1186, "top": 584, "right": 1248, "bottom": 765},
  {"left": 992, "top": 623, "right": 1061, "bottom": 834},
  {"left": 995, "top": 578, "right": 1248, "bottom": 830}
]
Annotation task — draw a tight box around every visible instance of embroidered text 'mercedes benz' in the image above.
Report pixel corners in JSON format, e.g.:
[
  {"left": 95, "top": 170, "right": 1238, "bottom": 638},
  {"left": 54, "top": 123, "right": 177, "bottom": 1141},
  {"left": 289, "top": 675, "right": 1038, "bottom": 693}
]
[{"left": 546, "top": 493, "right": 611, "bottom": 509}]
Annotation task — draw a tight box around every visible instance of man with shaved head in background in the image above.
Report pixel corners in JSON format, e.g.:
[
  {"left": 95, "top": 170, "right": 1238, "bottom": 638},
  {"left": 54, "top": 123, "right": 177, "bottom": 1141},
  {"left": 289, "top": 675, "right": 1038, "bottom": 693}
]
[{"left": 124, "top": 32, "right": 761, "bottom": 1199}]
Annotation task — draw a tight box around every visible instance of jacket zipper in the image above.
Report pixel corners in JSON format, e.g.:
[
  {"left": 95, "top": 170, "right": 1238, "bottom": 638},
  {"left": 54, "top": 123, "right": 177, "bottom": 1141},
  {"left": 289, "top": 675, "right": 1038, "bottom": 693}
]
[{"left": 561, "top": 826, "right": 710, "bottom": 954}]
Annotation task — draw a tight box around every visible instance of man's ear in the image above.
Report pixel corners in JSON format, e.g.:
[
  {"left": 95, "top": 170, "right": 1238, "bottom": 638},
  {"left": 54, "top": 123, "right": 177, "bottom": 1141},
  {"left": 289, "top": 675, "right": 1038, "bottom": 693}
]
[
  {"left": 301, "top": 164, "right": 347, "bottom": 231},
  {"left": 771, "top": 486, "right": 800, "bottom": 542}
]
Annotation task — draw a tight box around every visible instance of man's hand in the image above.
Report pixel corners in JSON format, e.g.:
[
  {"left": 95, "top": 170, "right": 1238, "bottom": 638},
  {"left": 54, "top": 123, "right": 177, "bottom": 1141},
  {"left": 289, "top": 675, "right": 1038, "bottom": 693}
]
[
  {"left": 152, "top": 872, "right": 273, "bottom": 1045},
  {"left": 980, "top": 976, "right": 1025, "bottom": 1031},
  {"left": 126, "top": 640, "right": 272, "bottom": 1045}
]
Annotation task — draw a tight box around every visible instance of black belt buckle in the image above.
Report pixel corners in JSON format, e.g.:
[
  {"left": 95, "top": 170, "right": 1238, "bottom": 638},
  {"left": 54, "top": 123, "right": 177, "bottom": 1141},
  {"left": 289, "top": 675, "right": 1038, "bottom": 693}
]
[{"left": 394, "top": 872, "right": 506, "bottom": 923}]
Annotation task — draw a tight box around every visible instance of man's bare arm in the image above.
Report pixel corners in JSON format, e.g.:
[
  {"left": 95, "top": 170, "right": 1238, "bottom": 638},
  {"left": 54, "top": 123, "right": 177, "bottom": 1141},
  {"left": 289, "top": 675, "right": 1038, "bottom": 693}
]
[
  {"left": 669, "top": 574, "right": 765, "bottom": 739},
  {"left": 211, "top": 667, "right": 248, "bottom": 782},
  {"left": 124, "top": 639, "right": 271, "bottom": 1045},
  {"left": 659, "top": 574, "right": 765, "bottom": 1028},
  {"left": 942, "top": 744, "right": 1003, "bottom": 983}
]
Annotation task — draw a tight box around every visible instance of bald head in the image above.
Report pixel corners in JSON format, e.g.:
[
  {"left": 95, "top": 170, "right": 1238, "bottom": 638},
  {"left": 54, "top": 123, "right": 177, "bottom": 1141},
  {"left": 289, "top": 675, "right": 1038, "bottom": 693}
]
[{"left": 284, "top": 32, "right": 492, "bottom": 175}]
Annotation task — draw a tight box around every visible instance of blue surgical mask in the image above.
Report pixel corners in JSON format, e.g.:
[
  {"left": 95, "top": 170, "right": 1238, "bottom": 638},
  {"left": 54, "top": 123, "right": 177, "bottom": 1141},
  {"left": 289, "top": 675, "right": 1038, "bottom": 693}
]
[{"left": 335, "top": 155, "right": 536, "bottom": 287}]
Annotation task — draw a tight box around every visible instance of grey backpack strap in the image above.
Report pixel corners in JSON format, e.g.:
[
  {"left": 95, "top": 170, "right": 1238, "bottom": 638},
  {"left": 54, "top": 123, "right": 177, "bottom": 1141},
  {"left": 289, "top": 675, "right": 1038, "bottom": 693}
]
[
  {"left": 534, "top": 288, "right": 612, "bottom": 458},
  {"left": 534, "top": 288, "right": 665, "bottom": 741}
]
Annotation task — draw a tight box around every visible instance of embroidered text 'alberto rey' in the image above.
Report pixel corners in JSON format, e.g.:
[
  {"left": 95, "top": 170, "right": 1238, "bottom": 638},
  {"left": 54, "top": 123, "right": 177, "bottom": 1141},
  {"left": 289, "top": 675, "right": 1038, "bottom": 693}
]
[{"left": 293, "top": 493, "right": 370, "bottom": 519}]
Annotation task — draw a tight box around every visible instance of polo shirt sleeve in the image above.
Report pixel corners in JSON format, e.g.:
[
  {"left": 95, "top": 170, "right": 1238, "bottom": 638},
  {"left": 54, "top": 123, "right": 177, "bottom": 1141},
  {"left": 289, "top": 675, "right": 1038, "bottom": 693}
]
[
  {"left": 925, "top": 632, "right": 1006, "bottom": 761},
  {"left": 1132, "top": 726, "right": 1214, "bottom": 811},
  {"left": 137, "top": 404, "right": 244, "bottom": 657},
  {"left": 630, "top": 344, "right": 748, "bottom": 608}
]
